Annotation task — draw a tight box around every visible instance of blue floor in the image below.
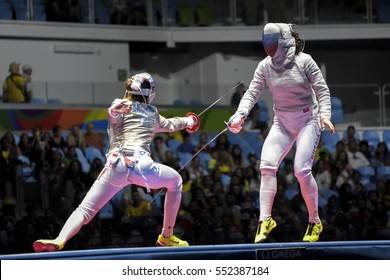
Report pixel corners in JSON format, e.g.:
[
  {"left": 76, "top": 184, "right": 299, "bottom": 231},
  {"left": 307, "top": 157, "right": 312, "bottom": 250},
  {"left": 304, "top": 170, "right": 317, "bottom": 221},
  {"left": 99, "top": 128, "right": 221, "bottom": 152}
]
[{"left": 1, "top": 241, "right": 390, "bottom": 260}]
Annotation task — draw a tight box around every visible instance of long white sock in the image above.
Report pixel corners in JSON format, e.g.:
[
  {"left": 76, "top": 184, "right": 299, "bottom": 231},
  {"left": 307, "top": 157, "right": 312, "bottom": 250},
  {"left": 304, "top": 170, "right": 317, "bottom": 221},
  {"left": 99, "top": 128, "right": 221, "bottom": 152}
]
[
  {"left": 56, "top": 209, "right": 86, "bottom": 243},
  {"left": 298, "top": 172, "right": 320, "bottom": 224},
  {"left": 161, "top": 190, "right": 181, "bottom": 237},
  {"left": 259, "top": 174, "right": 277, "bottom": 221}
]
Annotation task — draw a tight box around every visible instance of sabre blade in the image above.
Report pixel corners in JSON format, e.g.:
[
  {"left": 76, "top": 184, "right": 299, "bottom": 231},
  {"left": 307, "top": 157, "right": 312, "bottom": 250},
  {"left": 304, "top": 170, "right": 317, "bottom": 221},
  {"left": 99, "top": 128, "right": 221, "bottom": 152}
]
[
  {"left": 148, "top": 127, "right": 228, "bottom": 205},
  {"left": 178, "top": 127, "right": 228, "bottom": 172},
  {"left": 198, "top": 81, "right": 244, "bottom": 117}
]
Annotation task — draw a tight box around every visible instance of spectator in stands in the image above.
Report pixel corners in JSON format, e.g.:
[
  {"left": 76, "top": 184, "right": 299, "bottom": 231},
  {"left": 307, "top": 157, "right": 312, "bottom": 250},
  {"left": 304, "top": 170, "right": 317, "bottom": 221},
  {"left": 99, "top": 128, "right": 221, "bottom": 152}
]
[
  {"left": 62, "top": 159, "right": 90, "bottom": 212},
  {"left": 187, "top": 155, "right": 208, "bottom": 182},
  {"left": 371, "top": 142, "right": 390, "bottom": 168},
  {"left": 49, "top": 125, "right": 67, "bottom": 152},
  {"left": 231, "top": 143, "right": 246, "bottom": 169},
  {"left": 110, "top": 0, "right": 128, "bottom": 24},
  {"left": 230, "top": 82, "right": 246, "bottom": 106},
  {"left": 348, "top": 170, "right": 366, "bottom": 197},
  {"left": 314, "top": 159, "right": 332, "bottom": 195},
  {"left": 342, "top": 125, "right": 359, "bottom": 145},
  {"left": 242, "top": 105, "right": 268, "bottom": 132},
  {"left": 83, "top": 122, "right": 106, "bottom": 151},
  {"left": 334, "top": 140, "right": 347, "bottom": 160},
  {"left": 2, "top": 62, "right": 27, "bottom": 103},
  {"left": 87, "top": 157, "right": 104, "bottom": 183},
  {"left": 199, "top": 174, "right": 214, "bottom": 199},
  {"left": 247, "top": 151, "right": 260, "bottom": 171},
  {"left": 22, "top": 64, "right": 33, "bottom": 102},
  {"left": 127, "top": 1, "right": 148, "bottom": 25},
  {"left": 62, "top": 145, "right": 80, "bottom": 170},
  {"left": 359, "top": 140, "right": 372, "bottom": 161},
  {"left": 150, "top": 135, "right": 168, "bottom": 163},
  {"left": 46, "top": 0, "right": 70, "bottom": 22},
  {"left": 179, "top": 168, "right": 193, "bottom": 209},
  {"left": 314, "top": 137, "right": 333, "bottom": 164},
  {"left": 215, "top": 150, "right": 234, "bottom": 175},
  {"left": 17, "top": 132, "right": 33, "bottom": 158},
  {"left": 1, "top": 131, "right": 22, "bottom": 159},
  {"left": 177, "top": 133, "right": 196, "bottom": 155},
  {"left": 212, "top": 132, "right": 231, "bottom": 152},
  {"left": 68, "top": 0, "right": 81, "bottom": 22},
  {"left": 243, "top": 165, "right": 261, "bottom": 201},
  {"left": 194, "top": 132, "right": 212, "bottom": 154},
  {"left": 347, "top": 138, "right": 370, "bottom": 169},
  {"left": 162, "top": 149, "right": 181, "bottom": 170},
  {"left": 66, "top": 124, "right": 86, "bottom": 151},
  {"left": 0, "top": 135, "right": 20, "bottom": 199},
  {"left": 333, "top": 150, "right": 354, "bottom": 188},
  {"left": 122, "top": 186, "right": 155, "bottom": 241}
]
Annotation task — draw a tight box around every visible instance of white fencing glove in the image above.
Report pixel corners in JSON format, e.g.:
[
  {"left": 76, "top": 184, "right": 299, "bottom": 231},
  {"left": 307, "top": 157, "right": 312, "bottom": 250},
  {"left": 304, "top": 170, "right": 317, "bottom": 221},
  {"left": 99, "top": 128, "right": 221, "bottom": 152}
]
[{"left": 225, "top": 112, "right": 246, "bottom": 133}]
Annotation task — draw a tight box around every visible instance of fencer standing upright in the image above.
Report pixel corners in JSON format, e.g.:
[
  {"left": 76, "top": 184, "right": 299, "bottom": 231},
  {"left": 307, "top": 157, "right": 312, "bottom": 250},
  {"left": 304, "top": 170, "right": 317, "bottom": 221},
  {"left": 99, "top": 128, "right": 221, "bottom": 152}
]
[
  {"left": 227, "top": 23, "right": 335, "bottom": 242},
  {"left": 33, "top": 72, "right": 200, "bottom": 252}
]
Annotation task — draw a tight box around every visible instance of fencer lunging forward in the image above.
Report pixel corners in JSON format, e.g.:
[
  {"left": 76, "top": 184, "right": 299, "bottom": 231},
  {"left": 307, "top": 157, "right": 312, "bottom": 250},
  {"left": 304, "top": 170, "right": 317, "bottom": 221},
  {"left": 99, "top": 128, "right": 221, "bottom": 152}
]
[
  {"left": 227, "top": 23, "right": 335, "bottom": 243},
  {"left": 33, "top": 72, "right": 200, "bottom": 252}
]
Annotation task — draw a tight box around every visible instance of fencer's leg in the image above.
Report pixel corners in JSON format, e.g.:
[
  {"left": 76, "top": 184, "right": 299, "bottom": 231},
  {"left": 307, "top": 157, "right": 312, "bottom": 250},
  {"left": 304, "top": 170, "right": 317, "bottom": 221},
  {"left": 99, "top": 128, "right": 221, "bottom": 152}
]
[
  {"left": 56, "top": 167, "right": 125, "bottom": 244},
  {"left": 155, "top": 165, "right": 183, "bottom": 238},
  {"left": 294, "top": 121, "right": 322, "bottom": 224},
  {"left": 259, "top": 121, "right": 295, "bottom": 221}
]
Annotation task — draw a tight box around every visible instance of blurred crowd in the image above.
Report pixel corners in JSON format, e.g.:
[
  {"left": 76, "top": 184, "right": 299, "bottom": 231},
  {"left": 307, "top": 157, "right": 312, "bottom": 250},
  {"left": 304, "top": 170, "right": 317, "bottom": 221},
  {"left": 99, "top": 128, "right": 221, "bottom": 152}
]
[{"left": 0, "top": 122, "right": 390, "bottom": 254}]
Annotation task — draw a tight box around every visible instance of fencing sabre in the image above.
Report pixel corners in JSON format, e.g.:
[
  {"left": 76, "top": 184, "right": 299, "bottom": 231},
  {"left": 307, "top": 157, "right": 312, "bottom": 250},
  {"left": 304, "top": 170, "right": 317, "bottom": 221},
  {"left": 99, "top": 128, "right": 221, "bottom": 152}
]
[
  {"left": 148, "top": 127, "right": 228, "bottom": 205},
  {"left": 148, "top": 82, "right": 243, "bottom": 205},
  {"left": 197, "top": 81, "right": 243, "bottom": 117}
]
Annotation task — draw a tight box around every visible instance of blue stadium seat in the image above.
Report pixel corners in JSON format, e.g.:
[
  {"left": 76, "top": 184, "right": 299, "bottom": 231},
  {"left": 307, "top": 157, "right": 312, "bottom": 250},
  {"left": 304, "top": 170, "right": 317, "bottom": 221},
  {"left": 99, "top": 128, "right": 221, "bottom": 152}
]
[
  {"left": 331, "top": 97, "right": 344, "bottom": 124},
  {"left": 178, "top": 152, "right": 193, "bottom": 168},
  {"left": 0, "top": 3, "right": 12, "bottom": 20},
  {"left": 173, "top": 100, "right": 187, "bottom": 106},
  {"left": 355, "top": 165, "right": 376, "bottom": 184},
  {"left": 189, "top": 99, "right": 203, "bottom": 106},
  {"left": 331, "top": 96, "right": 343, "bottom": 109},
  {"left": 362, "top": 130, "right": 380, "bottom": 150},
  {"left": 257, "top": 99, "right": 269, "bottom": 122},
  {"left": 13, "top": 3, "right": 29, "bottom": 20},
  {"left": 75, "top": 147, "right": 91, "bottom": 173},
  {"left": 332, "top": 108, "right": 344, "bottom": 124},
  {"left": 47, "top": 98, "right": 63, "bottom": 104},
  {"left": 33, "top": 4, "right": 46, "bottom": 21},
  {"left": 85, "top": 146, "right": 106, "bottom": 164},
  {"left": 197, "top": 152, "right": 211, "bottom": 168},
  {"left": 382, "top": 130, "right": 390, "bottom": 143},
  {"left": 321, "top": 130, "right": 340, "bottom": 147},
  {"left": 167, "top": 138, "right": 182, "bottom": 154},
  {"left": 30, "top": 98, "right": 46, "bottom": 104},
  {"left": 377, "top": 166, "right": 390, "bottom": 181}
]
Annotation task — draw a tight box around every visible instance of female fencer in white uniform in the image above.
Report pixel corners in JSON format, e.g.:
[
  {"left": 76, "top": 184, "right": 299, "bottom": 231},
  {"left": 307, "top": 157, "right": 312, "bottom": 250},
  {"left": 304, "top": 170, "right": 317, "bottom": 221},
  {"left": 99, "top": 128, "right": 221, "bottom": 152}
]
[
  {"left": 227, "top": 23, "right": 335, "bottom": 243},
  {"left": 34, "top": 72, "right": 200, "bottom": 251}
]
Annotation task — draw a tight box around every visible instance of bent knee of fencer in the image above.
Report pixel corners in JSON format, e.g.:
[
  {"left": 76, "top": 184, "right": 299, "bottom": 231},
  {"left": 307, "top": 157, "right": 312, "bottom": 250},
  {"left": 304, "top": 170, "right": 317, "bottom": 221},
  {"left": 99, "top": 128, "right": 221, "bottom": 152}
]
[
  {"left": 260, "top": 160, "right": 278, "bottom": 176},
  {"left": 294, "top": 167, "right": 312, "bottom": 181},
  {"left": 77, "top": 205, "right": 99, "bottom": 224},
  {"left": 165, "top": 175, "right": 183, "bottom": 193}
]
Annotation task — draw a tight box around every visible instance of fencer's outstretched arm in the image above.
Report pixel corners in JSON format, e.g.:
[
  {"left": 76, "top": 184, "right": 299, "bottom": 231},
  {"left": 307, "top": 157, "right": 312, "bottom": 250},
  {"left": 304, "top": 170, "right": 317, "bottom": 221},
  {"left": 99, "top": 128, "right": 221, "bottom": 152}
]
[{"left": 157, "top": 112, "right": 200, "bottom": 133}]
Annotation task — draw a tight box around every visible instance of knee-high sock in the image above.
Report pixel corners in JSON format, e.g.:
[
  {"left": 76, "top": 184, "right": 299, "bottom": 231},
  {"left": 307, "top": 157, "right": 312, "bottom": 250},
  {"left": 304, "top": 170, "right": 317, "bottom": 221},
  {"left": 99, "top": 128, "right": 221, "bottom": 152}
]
[
  {"left": 297, "top": 171, "right": 320, "bottom": 224},
  {"left": 162, "top": 190, "right": 182, "bottom": 237},
  {"left": 259, "top": 174, "right": 277, "bottom": 221},
  {"left": 56, "top": 209, "right": 86, "bottom": 243}
]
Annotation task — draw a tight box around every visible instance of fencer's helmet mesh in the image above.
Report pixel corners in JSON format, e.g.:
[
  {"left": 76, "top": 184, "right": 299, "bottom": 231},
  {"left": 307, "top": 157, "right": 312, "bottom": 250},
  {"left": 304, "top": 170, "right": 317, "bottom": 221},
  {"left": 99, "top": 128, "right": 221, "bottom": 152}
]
[{"left": 129, "top": 72, "right": 156, "bottom": 103}]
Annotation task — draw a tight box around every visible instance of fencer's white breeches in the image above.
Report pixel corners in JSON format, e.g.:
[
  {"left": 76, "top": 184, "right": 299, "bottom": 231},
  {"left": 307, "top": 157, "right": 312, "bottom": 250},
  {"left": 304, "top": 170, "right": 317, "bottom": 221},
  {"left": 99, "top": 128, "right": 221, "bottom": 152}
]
[
  {"left": 259, "top": 107, "right": 322, "bottom": 224},
  {"left": 56, "top": 147, "right": 182, "bottom": 243}
]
